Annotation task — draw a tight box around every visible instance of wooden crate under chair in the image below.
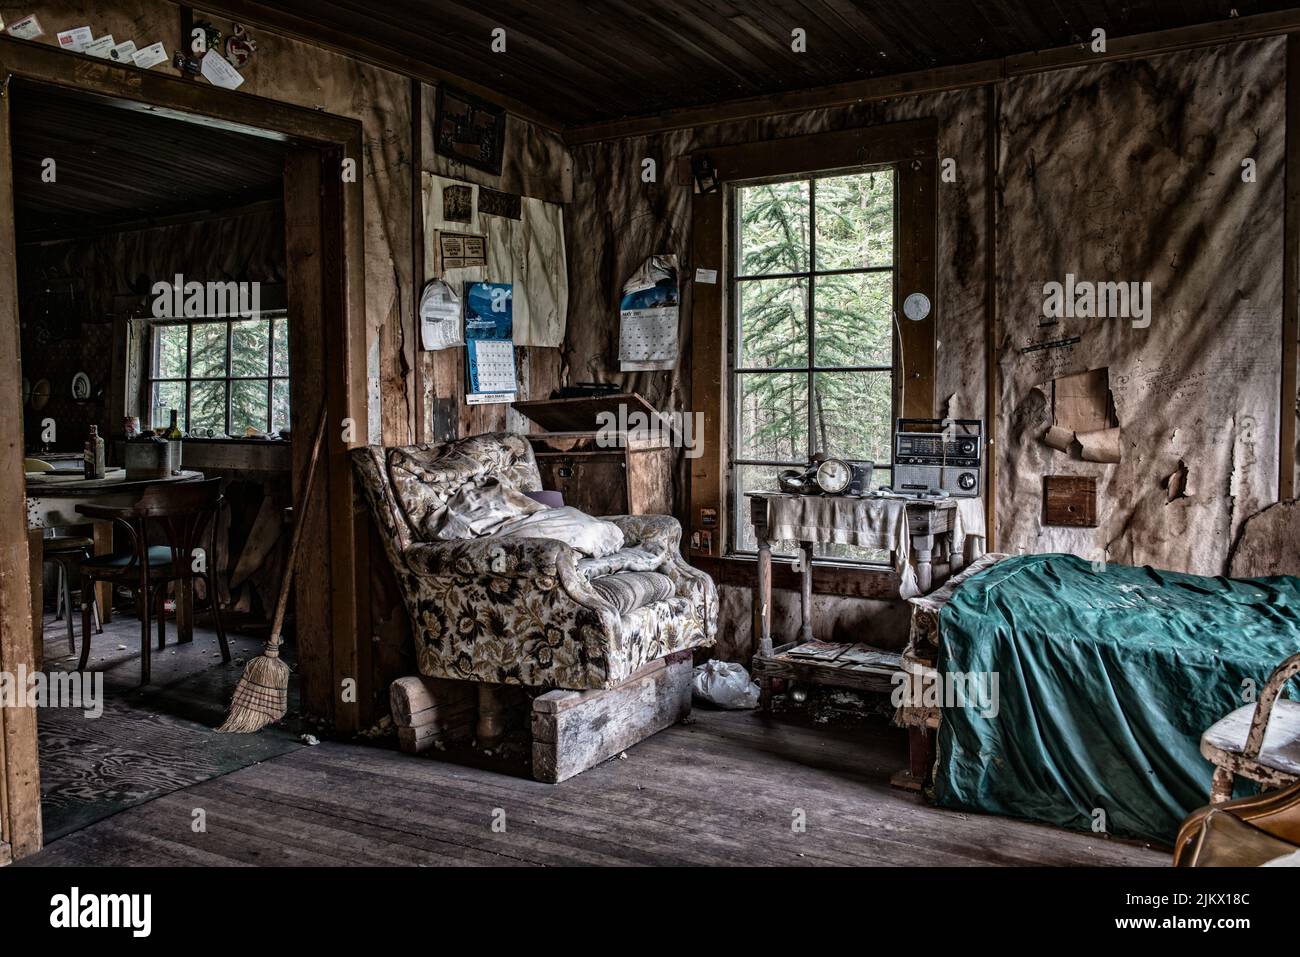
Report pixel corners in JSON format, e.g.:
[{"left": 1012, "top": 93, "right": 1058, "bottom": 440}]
[{"left": 390, "top": 650, "right": 694, "bottom": 783}]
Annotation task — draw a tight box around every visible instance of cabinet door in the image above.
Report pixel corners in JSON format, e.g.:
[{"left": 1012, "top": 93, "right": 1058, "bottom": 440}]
[{"left": 537, "top": 455, "right": 629, "bottom": 516}]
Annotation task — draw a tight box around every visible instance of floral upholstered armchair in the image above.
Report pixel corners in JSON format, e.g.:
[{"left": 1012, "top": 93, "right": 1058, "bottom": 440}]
[{"left": 352, "top": 432, "right": 717, "bottom": 691}]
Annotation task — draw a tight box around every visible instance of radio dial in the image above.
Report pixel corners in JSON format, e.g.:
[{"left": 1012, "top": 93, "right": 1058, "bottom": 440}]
[{"left": 958, "top": 472, "right": 977, "bottom": 491}]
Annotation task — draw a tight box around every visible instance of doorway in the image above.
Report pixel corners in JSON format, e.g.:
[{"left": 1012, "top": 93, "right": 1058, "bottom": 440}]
[{"left": 0, "top": 40, "right": 367, "bottom": 861}]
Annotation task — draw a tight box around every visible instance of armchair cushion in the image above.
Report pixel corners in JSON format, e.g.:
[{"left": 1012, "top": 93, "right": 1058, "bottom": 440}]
[{"left": 590, "top": 571, "right": 676, "bottom": 615}]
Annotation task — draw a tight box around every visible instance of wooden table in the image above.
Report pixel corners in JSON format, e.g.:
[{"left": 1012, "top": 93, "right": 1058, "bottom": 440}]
[
  {"left": 25, "top": 469, "right": 204, "bottom": 665},
  {"left": 745, "top": 492, "right": 982, "bottom": 710}
]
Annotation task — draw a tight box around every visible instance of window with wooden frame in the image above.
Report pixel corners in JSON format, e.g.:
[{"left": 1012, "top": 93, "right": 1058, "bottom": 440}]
[
  {"left": 146, "top": 312, "right": 290, "bottom": 436},
  {"left": 688, "top": 120, "right": 937, "bottom": 577},
  {"left": 731, "top": 167, "right": 897, "bottom": 562}
]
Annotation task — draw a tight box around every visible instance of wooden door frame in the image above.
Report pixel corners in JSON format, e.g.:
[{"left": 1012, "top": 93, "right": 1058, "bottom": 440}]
[{"left": 0, "top": 37, "right": 369, "bottom": 861}]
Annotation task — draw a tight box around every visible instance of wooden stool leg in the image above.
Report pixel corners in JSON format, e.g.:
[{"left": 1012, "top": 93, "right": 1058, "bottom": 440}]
[
  {"left": 203, "top": 574, "right": 231, "bottom": 663},
  {"left": 1210, "top": 765, "right": 1235, "bottom": 803},
  {"left": 156, "top": 584, "right": 166, "bottom": 650},
  {"left": 78, "top": 571, "right": 95, "bottom": 671},
  {"left": 61, "top": 560, "right": 75, "bottom": 653}
]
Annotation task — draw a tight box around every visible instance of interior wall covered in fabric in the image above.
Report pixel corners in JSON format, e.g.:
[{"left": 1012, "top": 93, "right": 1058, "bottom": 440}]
[{"left": 995, "top": 37, "right": 1285, "bottom": 576}]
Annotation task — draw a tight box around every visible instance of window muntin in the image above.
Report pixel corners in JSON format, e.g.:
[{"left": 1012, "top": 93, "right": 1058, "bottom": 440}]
[
  {"left": 147, "top": 311, "right": 290, "bottom": 436},
  {"left": 731, "top": 168, "right": 897, "bottom": 563}
]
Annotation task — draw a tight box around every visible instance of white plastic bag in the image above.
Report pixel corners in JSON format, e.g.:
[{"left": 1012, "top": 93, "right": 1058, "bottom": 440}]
[{"left": 692, "top": 660, "right": 760, "bottom": 710}]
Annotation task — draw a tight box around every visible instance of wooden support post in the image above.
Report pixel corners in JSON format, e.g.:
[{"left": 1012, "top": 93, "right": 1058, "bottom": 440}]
[
  {"left": 799, "top": 541, "right": 814, "bottom": 644},
  {"left": 27, "top": 528, "right": 42, "bottom": 670}
]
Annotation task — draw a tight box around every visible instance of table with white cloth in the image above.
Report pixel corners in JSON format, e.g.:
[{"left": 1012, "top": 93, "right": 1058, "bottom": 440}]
[{"left": 745, "top": 490, "right": 985, "bottom": 709}]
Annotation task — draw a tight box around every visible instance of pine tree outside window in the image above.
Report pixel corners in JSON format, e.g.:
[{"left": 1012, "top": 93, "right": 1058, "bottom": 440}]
[
  {"left": 731, "top": 168, "right": 896, "bottom": 563},
  {"left": 147, "top": 312, "right": 290, "bottom": 437}
]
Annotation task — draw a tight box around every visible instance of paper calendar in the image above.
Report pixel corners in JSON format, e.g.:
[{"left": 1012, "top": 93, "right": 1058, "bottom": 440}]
[
  {"left": 464, "top": 282, "right": 516, "bottom": 404},
  {"left": 619, "top": 255, "right": 679, "bottom": 371}
]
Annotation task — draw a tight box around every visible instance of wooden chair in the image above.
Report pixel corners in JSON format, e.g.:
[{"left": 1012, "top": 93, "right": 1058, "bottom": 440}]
[
  {"left": 75, "top": 478, "right": 229, "bottom": 685},
  {"left": 1175, "top": 779, "right": 1300, "bottom": 866},
  {"left": 1200, "top": 652, "right": 1300, "bottom": 802},
  {"left": 41, "top": 534, "right": 102, "bottom": 654}
]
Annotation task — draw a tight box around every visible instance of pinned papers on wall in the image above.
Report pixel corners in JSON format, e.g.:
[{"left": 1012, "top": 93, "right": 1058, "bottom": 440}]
[
  {"left": 619, "top": 255, "right": 679, "bottom": 371},
  {"left": 7, "top": 15, "right": 45, "bottom": 39},
  {"left": 83, "top": 35, "right": 116, "bottom": 58},
  {"left": 109, "top": 40, "right": 137, "bottom": 63},
  {"left": 56, "top": 26, "right": 93, "bottom": 52},
  {"left": 464, "top": 282, "right": 516, "bottom": 405},
  {"left": 132, "top": 41, "right": 169, "bottom": 69},
  {"left": 419, "top": 279, "right": 462, "bottom": 351},
  {"left": 200, "top": 49, "right": 244, "bottom": 89}
]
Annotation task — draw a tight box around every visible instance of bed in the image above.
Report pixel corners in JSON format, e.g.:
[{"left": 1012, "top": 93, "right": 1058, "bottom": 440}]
[{"left": 904, "top": 553, "right": 1300, "bottom": 844}]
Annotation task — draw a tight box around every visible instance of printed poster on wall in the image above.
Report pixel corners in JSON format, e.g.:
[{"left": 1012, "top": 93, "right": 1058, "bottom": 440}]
[
  {"left": 619, "top": 254, "right": 678, "bottom": 371},
  {"left": 464, "top": 282, "right": 516, "bottom": 405}
]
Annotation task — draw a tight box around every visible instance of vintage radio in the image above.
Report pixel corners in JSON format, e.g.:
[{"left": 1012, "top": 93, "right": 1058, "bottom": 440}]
[{"left": 891, "top": 418, "right": 983, "bottom": 498}]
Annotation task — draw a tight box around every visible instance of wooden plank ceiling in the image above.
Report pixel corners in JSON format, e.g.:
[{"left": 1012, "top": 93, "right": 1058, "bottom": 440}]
[
  {"left": 10, "top": 80, "right": 285, "bottom": 241},
  {"left": 217, "top": 0, "right": 1296, "bottom": 127}
]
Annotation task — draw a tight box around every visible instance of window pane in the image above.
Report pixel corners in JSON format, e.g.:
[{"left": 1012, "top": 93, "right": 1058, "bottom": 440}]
[
  {"left": 189, "top": 380, "right": 227, "bottom": 436},
  {"left": 272, "top": 318, "right": 289, "bottom": 375},
  {"left": 737, "top": 277, "right": 807, "bottom": 369},
  {"left": 738, "top": 180, "right": 809, "bottom": 275},
  {"left": 231, "top": 319, "right": 270, "bottom": 378},
  {"left": 231, "top": 379, "right": 269, "bottom": 435},
  {"left": 153, "top": 326, "right": 188, "bottom": 378},
  {"left": 815, "top": 170, "right": 894, "bottom": 270},
  {"left": 734, "top": 464, "right": 800, "bottom": 556},
  {"left": 271, "top": 380, "right": 290, "bottom": 433},
  {"left": 812, "top": 371, "right": 892, "bottom": 463},
  {"left": 190, "top": 322, "right": 227, "bottom": 378},
  {"left": 813, "top": 272, "right": 893, "bottom": 367},
  {"left": 151, "top": 381, "right": 184, "bottom": 432},
  {"left": 738, "top": 371, "right": 807, "bottom": 462}
]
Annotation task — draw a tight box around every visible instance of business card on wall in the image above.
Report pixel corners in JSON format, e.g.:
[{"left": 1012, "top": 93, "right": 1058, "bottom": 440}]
[
  {"left": 83, "top": 35, "right": 117, "bottom": 58},
  {"left": 109, "top": 40, "right": 137, "bottom": 63},
  {"left": 199, "top": 49, "right": 244, "bottom": 90},
  {"left": 131, "top": 42, "right": 169, "bottom": 69},
  {"left": 56, "top": 25, "right": 93, "bottom": 52},
  {"left": 7, "top": 15, "right": 44, "bottom": 39}
]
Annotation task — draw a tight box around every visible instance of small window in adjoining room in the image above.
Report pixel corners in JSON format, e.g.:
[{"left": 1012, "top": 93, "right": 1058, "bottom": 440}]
[
  {"left": 147, "top": 312, "right": 290, "bottom": 437},
  {"left": 730, "top": 168, "right": 897, "bottom": 564}
]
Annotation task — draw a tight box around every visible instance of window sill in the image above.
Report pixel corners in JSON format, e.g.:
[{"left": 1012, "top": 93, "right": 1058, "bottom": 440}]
[{"left": 688, "top": 552, "right": 903, "bottom": 601}]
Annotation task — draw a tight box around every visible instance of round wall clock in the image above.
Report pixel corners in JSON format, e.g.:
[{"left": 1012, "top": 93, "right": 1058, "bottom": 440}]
[{"left": 903, "top": 292, "right": 931, "bottom": 321}]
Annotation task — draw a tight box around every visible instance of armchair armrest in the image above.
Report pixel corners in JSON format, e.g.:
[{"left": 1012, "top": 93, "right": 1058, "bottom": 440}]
[
  {"left": 405, "top": 535, "right": 577, "bottom": 579},
  {"left": 602, "top": 514, "right": 683, "bottom": 550},
  {"left": 1243, "top": 652, "right": 1300, "bottom": 759}
]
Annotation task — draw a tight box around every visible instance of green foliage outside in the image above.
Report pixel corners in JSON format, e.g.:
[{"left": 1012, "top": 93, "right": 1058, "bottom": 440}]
[{"left": 735, "top": 170, "right": 896, "bottom": 560}]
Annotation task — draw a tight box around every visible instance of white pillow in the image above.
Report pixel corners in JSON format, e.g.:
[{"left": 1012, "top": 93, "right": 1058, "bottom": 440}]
[
  {"left": 495, "top": 506, "right": 625, "bottom": 558},
  {"left": 430, "top": 476, "right": 544, "bottom": 540}
]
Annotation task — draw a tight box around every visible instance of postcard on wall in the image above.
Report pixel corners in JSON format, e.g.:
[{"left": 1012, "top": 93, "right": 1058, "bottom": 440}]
[
  {"left": 464, "top": 282, "right": 516, "bottom": 404},
  {"left": 200, "top": 49, "right": 245, "bottom": 90},
  {"left": 56, "top": 26, "right": 93, "bottom": 52},
  {"left": 618, "top": 254, "right": 679, "bottom": 371},
  {"left": 438, "top": 231, "right": 487, "bottom": 270},
  {"left": 83, "top": 35, "right": 116, "bottom": 58},
  {"left": 442, "top": 185, "right": 474, "bottom": 224}
]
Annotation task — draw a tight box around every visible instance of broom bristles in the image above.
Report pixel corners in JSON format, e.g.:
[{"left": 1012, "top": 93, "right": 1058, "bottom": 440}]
[{"left": 216, "top": 648, "right": 289, "bottom": 733}]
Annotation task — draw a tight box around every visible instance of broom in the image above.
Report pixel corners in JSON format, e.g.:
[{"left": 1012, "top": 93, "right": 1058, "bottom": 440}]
[{"left": 217, "top": 407, "right": 329, "bottom": 733}]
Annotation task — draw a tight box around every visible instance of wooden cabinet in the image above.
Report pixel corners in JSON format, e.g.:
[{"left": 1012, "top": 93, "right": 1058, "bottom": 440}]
[{"left": 511, "top": 393, "right": 673, "bottom": 517}]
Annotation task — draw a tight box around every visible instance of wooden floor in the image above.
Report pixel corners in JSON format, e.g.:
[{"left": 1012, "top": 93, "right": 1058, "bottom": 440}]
[{"left": 22, "top": 704, "right": 1167, "bottom": 867}]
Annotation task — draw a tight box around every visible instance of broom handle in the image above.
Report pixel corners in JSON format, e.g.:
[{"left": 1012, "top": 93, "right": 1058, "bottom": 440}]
[{"left": 268, "top": 406, "right": 329, "bottom": 647}]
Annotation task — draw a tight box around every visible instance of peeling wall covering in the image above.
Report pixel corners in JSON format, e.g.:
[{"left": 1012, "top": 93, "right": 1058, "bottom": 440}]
[{"left": 996, "top": 37, "right": 1285, "bottom": 576}]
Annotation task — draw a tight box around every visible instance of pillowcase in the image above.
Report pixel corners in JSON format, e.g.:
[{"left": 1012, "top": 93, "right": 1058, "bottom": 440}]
[
  {"left": 495, "top": 506, "right": 625, "bottom": 558},
  {"left": 429, "top": 476, "right": 545, "bottom": 541}
]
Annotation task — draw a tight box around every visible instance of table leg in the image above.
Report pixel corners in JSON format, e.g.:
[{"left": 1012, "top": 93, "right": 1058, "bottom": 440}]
[
  {"left": 28, "top": 527, "right": 43, "bottom": 670},
  {"left": 912, "top": 531, "right": 935, "bottom": 593},
  {"left": 950, "top": 530, "right": 965, "bottom": 574},
  {"left": 92, "top": 521, "right": 113, "bottom": 623},
  {"left": 756, "top": 538, "right": 773, "bottom": 658},
  {"left": 177, "top": 579, "right": 194, "bottom": 643},
  {"left": 799, "top": 541, "right": 814, "bottom": 644}
]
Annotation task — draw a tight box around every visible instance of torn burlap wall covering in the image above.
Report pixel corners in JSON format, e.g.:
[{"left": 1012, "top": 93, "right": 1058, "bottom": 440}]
[{"left": 996, "top": 37, "right": 1285, "bottom": 576}]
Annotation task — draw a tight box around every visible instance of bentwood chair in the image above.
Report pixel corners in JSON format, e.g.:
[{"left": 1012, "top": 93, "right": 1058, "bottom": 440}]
[{"left": 75, "top": 478, "right": 230, "bottom": 685}]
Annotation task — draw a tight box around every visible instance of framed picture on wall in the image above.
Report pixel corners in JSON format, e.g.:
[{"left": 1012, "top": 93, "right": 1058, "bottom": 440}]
[{"left": 433, "top": 85, "right": 507, "bottom": 175}]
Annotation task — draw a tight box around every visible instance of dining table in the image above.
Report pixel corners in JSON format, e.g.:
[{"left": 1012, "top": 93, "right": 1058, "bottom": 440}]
[{"left": 25, "top": 466, "right": 204, "bottom": 667}]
